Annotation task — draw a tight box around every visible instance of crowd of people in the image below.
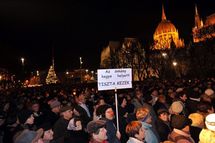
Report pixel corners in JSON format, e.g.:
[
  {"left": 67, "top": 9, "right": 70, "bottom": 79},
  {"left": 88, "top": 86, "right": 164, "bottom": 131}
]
[{"left": 0, "top": 78, "right": 215, "bottom": 143}]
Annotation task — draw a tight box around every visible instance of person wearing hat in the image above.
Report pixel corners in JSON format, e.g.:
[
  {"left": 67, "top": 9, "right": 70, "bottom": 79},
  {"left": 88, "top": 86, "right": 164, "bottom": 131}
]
[
  {"left": 155, "top": 108, "right": 171, "bottom": 142},
  {"left": 87, "top": 120, "right": 108, "bottom": 143},
  {"left": 52, "top": 105, "right": 73, "bottom": 143},
  {"left": 188, "top": 113, "right": 204, "bottom": 143},
  {"left": 168, "top": 101, "right": 184, "bottom": 115},
  {"left": 96, "top": 104, "right": 121, "bottom": 143},
  {"left": 126, "top": 121, "right": 146, "bottom": 143},
  {"left": 199, "top": 113, "right": 215, "bottom": 143},
  {"left": 44, "top": 99, "right": 61, "bottom": 127},
  {"left": 168, "top": 115, "right": 195, "bottom": 143},
  {"left": 136, "top": 107, "right": 159, "bottom": 143}
]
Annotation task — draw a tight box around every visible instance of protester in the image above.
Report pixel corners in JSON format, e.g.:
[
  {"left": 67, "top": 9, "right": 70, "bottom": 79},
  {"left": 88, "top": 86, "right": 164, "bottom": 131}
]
[
  {"left": 136, "top": 107, "right": 159, "bottom": 143},
  {"left": 155, "top": 108, "right": 171, "bottom": 142},
  {"left": 87, "top": 120, "right": 108, "bottom": 143},
  {"left": 168, "top": 115, "right": 195, "bottom": 143},
  {"left": 96, "top": 104, "right": 121, "bottom": 143},
  {"left": 126, "top": 121, "right": 146, "bottom": 143},
  {"left": 52, "top": 105, "right": 73, "bottom": 143},
  {"left": 199, "top": 113, "right": 215, "bottom": 143}
]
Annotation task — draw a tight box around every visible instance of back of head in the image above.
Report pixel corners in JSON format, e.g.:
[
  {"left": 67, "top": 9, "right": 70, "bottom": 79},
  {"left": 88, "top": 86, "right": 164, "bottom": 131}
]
[
  {"left": 205, "top": 113, "right": 215, "bottom": 132},
  {"left": 87, "top": 120, "right": 106, "bottom": 134},
  {"left": 188, "top": 113, "right": 204, "bottom": 128},
  {"left": 136, "top": 107, "right": 149, "bottom": 121},
  {"left": 126, "top": 121, "right": 142, "bottom": 137},
  {"left": 171, "top": 115, "right": 192, "bottom": 130}
]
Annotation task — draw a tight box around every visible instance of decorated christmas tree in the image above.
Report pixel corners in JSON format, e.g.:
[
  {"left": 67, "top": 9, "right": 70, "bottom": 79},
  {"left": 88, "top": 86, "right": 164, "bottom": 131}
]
[{"left": 46, "top": 59, "right": 59, "bottom": 84}]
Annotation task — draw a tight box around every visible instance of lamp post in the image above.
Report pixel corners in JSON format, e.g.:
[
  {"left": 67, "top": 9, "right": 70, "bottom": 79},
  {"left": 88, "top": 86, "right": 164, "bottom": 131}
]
[
  {"left": 172, "top": 61, "right": 178, "bottom": 78},
  {"left": 20, "top": 57, "right": 25, "bottom": 81},
  {"left": 21, "top": 57, "right": 25, "bottom": 67},
  {"left": 80, "top": 57, "right": 83, "bottom": 83}
]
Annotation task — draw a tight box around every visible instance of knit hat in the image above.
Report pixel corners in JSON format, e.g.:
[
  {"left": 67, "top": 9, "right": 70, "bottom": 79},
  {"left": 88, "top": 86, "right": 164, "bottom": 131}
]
[
  {"left": 14, "top": 129, "right": 43, "bottom": 143},
  {"left": 171, "top": 115, "right": 192, "bottom": 130},
  {"left": 49, "top": 100, "right": 61, "bottom": 109},
  {"left": 60, "top": 106, "right": 73, "bottom": 113},
  {"left": 205, "top": 113, "right": 215, "bottom": 131},
  {"left": 87, "top": 120, "right": 106, "bottom": 134},
  {"left": 96, "top": 104, "right": 112, "bottom": 117},
  {"left": 188, "top": 113, "right": 204, "bottom": 128},
  {"left": 169, "top": 101, "right": 183, "bottom": 114}
]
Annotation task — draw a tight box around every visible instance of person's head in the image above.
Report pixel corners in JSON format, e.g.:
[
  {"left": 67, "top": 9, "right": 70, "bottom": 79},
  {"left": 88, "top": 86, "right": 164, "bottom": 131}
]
[
  {"left": 169, "top": 101, "right": 184, "bottom": 115},
  {"left": 60, "top": 106, "right": 74, "bottom": 120},
  {"left": 126, "top": 121, "right": 145, "bottom": 141},
  {"left": 76, "top": 89, "right": 86, "bottom": 103},
  {"left": 177, "top": 91, "right": 188, "bottom": 102},
  {"left": 188, "top": 113, "right": 204, "bottom": 128},
  {"left": 136, "top": 107, "right": 152, "bottom": 124},
  {"left": 68, "top": 117, "right": 83, "bottom": 131},
  {"left": 157, "top": 108, "right": 169, "bottom": 122},
  {"left": 171, "top": 115, "right": 192, "bottom": 132},
  {"left": 42, "top": 129, "right": 54, "bottom": 141},
  {"left": 135, "top": 89, "right": 143, "bottom": 99},
  {"left": 197, "top": 101, "right": 214, "bottom": 116},
  {"left": 205, "top": 113, "right": 215, "bottom": 131},
  {"left": 87, "top": 120, "right": 107, "bottom": 142},
  {"left": 96, "top": 104, "right": 114, "bottom": 120},
  {"left": 97, "top": 98, "right": 106, "bottom": 106},
  {"left": 31, "top": 101, "right": 40, "bottom": 112},
  {"left": 158, "top": 95, "right": 166, "bottom": 103},
  {"left": 118, "top": 97, "right": 127, "bottom": 108},
  {"left": 49, "top": 100, "right": 61, "bottom": 113}
]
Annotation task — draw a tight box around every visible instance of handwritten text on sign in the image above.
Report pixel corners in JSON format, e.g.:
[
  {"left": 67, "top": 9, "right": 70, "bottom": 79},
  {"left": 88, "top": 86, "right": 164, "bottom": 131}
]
[{"left": 97, "top": 68, "right": 132, "bottom": 91}]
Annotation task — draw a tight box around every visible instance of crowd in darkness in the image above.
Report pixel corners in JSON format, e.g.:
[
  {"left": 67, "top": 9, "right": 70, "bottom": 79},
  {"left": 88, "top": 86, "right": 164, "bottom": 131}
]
[{"left": 0, "top": 78, "right": 215, "bottom": 143}]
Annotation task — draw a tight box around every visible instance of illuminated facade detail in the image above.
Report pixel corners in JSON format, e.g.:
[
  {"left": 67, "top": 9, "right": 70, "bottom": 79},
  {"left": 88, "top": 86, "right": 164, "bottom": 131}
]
[
  {"left": 192, "top": 5, "right": 215, "bottom": 43},
  {"left": 153, "top": 5, "right": 184, "bottom": 50}
]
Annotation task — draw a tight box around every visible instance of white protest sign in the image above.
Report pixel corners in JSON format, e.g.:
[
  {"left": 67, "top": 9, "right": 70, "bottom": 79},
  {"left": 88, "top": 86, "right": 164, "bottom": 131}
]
[{"left": 97, "top": 68, "right": 132, "bottom": 91}]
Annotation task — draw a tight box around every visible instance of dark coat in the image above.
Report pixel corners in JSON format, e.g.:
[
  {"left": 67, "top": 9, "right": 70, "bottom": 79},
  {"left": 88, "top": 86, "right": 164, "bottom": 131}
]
[
  {"left": 190, "top": 126, "right": 202, "bottom": 143},
  {"left": 64, "top": 130, "right": 89, "bottom": 143},
  {"left": 104, "top": 118, "right": 121, "bottom": 143},
  {"left": 155, "top": 118, "right": 171, "bottom": 142},
  {"left": 52, "top": 117, "right": 69, "bottom": 143}
]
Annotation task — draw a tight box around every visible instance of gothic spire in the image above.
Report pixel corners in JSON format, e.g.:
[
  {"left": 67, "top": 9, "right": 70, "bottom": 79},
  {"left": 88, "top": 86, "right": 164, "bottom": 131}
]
[
  {"left": 194, "top": 4, "right": 202, "bottom": 28},
  {"left": 162, "top": 4, "right": 167, "bottom": 20},
  {"left": 195, "top": 4, "right": 199, "bottom": 16}
]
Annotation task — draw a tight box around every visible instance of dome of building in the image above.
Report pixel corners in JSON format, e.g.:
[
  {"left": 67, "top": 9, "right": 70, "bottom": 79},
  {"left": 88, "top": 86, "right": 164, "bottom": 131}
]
[
  {"left": 205, "top": 13, "right": 215, "bottom": 26},
  {"left": 154, "top": 20, "right": 177, "bottom": 36},
  {"left": 153, "top": 5, "right": 184, "bottom": 50}
]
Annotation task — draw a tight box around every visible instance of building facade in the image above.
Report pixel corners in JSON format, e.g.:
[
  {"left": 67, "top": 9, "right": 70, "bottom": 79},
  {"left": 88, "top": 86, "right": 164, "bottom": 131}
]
[
  {"left": 192, "top": 5, "right": 215, "bottom": 43},
  {"left": 153, "top": 5, "right": 184, "bottom": 50}
]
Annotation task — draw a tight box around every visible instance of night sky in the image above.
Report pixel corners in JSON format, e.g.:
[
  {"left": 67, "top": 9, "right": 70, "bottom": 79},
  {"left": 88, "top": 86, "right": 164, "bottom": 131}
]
[{"left": 0, "top": 0, "right": 214, "bottom": 74}]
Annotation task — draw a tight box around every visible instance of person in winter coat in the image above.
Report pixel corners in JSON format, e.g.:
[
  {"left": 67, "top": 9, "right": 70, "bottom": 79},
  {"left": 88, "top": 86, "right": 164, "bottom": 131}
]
[
  {"left": 87, "top": 120, "right": 108, "bottom": 143},
  {"left": 126, "top": 121, "right": 146, "bottom": 143}
]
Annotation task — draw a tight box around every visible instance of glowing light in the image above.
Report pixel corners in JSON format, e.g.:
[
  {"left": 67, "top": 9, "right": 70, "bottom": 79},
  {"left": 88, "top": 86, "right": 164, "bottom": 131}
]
[{"left": 173, "top": 61, "right": 177, "bottom": 66}]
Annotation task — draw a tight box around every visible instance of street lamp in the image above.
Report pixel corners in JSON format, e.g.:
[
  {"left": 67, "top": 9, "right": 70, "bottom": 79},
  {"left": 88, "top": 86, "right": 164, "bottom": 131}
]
[
  {"left": 162, "top": 52, "right": 167, "bottom": 58},
  {"left": 80, "top": 57, "right": 83, "bottom": 69},
  {"left": 79, "top": 57, "right": 83, "bottom": 83},
  {"left": 36, "top": 70, "right": 40, "bottom": 76},
  {"left": 21, "top": 57, "right": 25, "bottom": 66},
  {"left": 172, "top": 61, "right": 177, "bottom": 66}
]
